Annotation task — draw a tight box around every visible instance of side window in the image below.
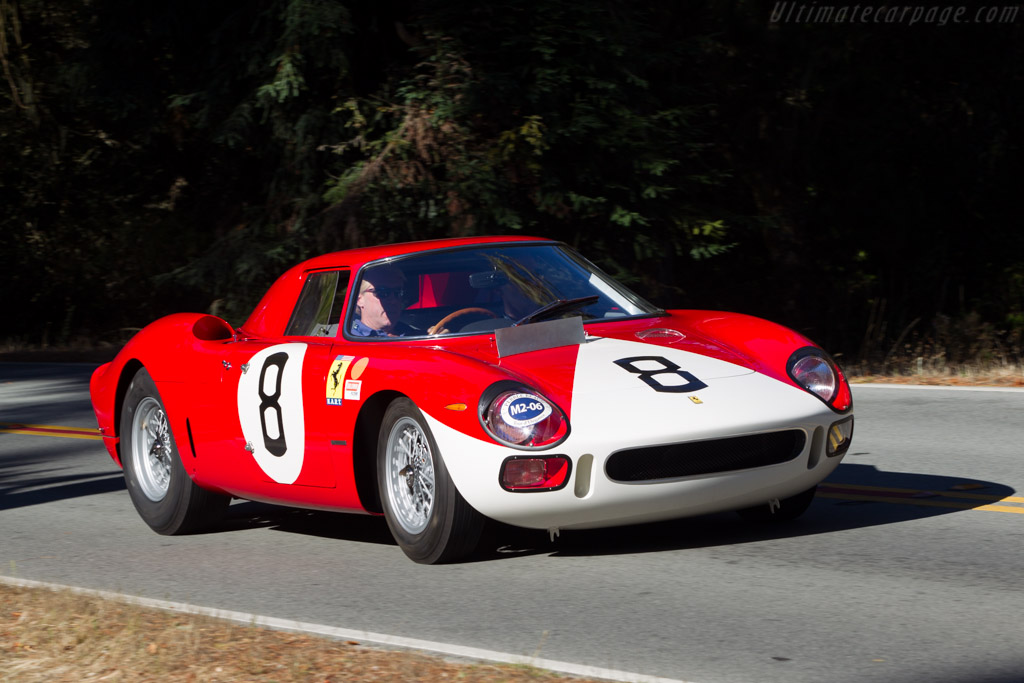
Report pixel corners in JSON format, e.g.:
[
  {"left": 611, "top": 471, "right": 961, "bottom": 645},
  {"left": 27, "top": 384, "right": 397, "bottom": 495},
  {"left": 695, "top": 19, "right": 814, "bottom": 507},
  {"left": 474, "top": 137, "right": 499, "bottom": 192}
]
[{"left": 284, "top": 270, "right": 351, "bottom": 336}]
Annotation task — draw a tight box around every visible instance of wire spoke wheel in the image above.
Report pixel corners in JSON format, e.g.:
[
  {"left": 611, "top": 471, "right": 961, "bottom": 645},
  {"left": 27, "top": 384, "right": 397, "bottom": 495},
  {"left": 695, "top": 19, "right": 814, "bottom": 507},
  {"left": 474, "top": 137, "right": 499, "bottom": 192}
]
[
  {"left": 130, "top": 397, "right": 172, "bottom": 502},
  {"left": 120, "top": 368, "right": 229, "bottom": 535},
  {"left": 377, "top": 398, "right": 484, "bottom": 564},
  {"left": 385, "top": 416, "right": 436, "bottom": 534}
]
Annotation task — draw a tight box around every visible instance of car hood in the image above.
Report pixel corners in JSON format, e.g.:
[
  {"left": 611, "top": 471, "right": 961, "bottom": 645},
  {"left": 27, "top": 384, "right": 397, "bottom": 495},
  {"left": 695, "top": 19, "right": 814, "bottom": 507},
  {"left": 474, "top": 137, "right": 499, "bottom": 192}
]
[
  {"left": 483, "top": 333, "right": 755, "bottom": 418},
  {"left": 443, "top": 331, "right": 823, "bottom": 448},
  {"left": 567, "top": 335, "right": 825, "bottom": 441}
]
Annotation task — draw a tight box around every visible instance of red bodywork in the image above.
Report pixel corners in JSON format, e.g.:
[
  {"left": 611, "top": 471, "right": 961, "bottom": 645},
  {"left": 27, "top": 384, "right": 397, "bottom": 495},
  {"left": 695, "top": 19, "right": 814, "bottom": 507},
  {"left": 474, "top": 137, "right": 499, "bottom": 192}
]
[{"left": 90, "top": 236, "right": 847, "bottom": 515}]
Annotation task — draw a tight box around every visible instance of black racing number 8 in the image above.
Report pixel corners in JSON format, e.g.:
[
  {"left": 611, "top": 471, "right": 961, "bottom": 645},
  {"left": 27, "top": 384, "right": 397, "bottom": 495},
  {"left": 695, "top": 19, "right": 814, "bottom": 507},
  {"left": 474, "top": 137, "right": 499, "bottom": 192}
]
[
  {"left": 259, "top": 352, "right": 289, "bottom": 457},
  {"left": 614, "top": 356, "right": 708, "bottom": 393}
]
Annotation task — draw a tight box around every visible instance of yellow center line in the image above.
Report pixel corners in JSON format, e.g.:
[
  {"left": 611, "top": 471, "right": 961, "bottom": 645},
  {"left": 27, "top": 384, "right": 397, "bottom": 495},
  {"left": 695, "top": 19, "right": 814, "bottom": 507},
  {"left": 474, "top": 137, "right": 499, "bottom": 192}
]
[
  {"left": 0, "top": 422, "right": 102, "bottom": 441},
  {"left": 819, "top": 492, "right": 1024, "bottom": 514},
  {"left": 820, "top": 482, "right": 1024, "bottom": 504}
]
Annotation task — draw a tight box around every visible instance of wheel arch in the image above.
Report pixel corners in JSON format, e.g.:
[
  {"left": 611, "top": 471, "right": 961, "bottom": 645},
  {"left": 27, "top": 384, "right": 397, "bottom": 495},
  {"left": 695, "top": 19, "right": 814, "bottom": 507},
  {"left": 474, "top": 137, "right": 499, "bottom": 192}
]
[
  {"left": 111, "top": 358, "right": 145, "bottom": 464},
  {"left": 101, "top": 312, "right": 229, "bottom": 457},
  {"left": 351, "top": 389, "right": 405, "bottom": 514}
]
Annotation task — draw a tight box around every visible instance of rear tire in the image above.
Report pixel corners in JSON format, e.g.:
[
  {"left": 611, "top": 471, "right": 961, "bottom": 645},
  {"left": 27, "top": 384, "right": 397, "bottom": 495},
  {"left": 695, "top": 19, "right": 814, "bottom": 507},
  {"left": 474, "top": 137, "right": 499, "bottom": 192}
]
[
  {"left": 737, "top": 485, "right": 817, "bottom": 522},
  {"left": 378, "top": 398, "right": 483, "bottom": 563},
  {"left": 120, "top": 368, "right": 228, "bottom": 534}
]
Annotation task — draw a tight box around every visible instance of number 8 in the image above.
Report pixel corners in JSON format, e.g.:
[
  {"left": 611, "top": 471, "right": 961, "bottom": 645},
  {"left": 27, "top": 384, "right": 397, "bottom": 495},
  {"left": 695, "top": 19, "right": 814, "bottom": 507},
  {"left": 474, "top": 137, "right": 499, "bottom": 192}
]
[
  {"left": 614, "top": 356, "right": 708, "bottom": 393},
  {"left": 258, "top": 352, "right": 288, "bottom": 456}
]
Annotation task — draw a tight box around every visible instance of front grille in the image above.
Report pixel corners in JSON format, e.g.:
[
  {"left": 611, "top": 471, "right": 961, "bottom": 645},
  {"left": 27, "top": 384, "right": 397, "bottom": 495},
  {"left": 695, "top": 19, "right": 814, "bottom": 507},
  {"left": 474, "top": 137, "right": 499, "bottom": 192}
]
[{"left": 605, "top": 430, "right": 806, "bottom": 482}]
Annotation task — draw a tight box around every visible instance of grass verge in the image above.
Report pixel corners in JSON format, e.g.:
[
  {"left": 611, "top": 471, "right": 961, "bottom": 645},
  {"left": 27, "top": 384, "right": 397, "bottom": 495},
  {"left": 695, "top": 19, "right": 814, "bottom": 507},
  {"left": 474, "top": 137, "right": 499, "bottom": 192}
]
[
  {"left": 1, "top": 583, "right": 606, "bottom": 683},
  {"left": 847, "top": 366, "right": 1024, "bottom": 387}
]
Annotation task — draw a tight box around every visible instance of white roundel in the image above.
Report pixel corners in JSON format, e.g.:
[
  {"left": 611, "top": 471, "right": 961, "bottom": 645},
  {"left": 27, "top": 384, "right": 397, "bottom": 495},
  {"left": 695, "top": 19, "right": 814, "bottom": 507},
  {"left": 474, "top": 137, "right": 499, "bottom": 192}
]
[
  {"left": 500, "top": 393, "right": 552, "bottom": 428},
  {"left": 237, "top": 343, "right": 306, "bottom": 484}
]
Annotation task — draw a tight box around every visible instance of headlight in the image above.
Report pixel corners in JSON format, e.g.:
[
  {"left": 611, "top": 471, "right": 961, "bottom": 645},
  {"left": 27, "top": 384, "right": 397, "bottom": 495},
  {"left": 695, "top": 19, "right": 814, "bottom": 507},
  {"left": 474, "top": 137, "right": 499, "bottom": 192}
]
[
  {"left": 481, "top": 387, "right": 569, "bottom": 449},
  {"left": 791, "top": 354, "right": 836, "bottom": 401},
  {"left": 787, "top": 347, "right": 852, "bottom": 413}
]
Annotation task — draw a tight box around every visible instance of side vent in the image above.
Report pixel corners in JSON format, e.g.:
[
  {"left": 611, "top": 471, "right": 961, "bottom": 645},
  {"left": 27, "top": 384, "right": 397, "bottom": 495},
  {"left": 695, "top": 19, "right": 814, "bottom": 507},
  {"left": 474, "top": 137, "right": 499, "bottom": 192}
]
[
  {"left": 192, "top": 315, "right": 235, "bottom": 341},
  {"left": 186, "top": 418, "right": 198, "bottom": 458}
]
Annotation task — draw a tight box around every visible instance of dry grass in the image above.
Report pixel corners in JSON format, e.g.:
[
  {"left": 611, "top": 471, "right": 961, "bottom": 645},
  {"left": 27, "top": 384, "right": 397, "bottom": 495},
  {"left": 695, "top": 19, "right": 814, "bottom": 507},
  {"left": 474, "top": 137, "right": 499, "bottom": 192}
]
[
  {"left": 0, "top": 584, "right": 602, "bottom": 683},
  {"left": 847, "top": 365, "right": 1024, "bottom": 387}
]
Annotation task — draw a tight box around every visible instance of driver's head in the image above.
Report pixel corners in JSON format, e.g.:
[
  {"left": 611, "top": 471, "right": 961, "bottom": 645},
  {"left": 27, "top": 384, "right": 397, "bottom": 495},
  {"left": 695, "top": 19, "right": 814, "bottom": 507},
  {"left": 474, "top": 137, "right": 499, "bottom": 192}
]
[
  {"left": 501, "top": 282, "right": 536, "bottom": 320},
  {"left": 356, "top": 264, "right": 406, "bottom": 333}
]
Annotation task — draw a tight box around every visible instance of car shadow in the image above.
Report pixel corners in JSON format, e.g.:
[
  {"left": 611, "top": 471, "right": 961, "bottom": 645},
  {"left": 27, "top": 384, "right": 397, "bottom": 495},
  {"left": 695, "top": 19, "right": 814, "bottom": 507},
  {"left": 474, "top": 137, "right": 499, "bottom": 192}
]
[
  {"left": 540, "top": 462, "right": 1017, "bottom": 559},
  {"left": 216, "top": 501, "right": 398, "bottom": 547},
  {"left": 209, "top": 462, "right": 1017, "bottom": 562}
]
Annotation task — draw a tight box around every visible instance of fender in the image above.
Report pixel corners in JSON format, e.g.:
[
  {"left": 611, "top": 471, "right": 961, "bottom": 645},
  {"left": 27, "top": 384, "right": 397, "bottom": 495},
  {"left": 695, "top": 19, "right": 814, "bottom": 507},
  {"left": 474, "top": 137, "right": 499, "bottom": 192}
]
[
  {"left": 342, "top": 342, "right": 543, "bottom": 444},
  {"left": 89, "top": 313, "right": 237, "bottom": 467},
  {"left": 662, "top": 310, "right": 825, "bottom": 389}
]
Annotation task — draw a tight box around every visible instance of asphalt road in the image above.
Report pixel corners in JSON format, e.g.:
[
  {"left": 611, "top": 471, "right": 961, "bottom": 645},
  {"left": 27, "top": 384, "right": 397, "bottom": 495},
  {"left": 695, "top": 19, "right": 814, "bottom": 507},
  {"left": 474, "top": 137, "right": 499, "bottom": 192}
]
[{"left": 2, "top": 362, "right": 1023, "bottom": 683}]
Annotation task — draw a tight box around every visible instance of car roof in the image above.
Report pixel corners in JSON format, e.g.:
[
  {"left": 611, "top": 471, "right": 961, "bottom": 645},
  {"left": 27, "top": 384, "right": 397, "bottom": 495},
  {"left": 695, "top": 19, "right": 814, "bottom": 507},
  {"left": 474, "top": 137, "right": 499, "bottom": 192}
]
[
  {"left": 296, "top": 235, "right": 555, "bottom": 271},
  {"left": 239, "top": 235, "right": 557, "bottom": 337}
]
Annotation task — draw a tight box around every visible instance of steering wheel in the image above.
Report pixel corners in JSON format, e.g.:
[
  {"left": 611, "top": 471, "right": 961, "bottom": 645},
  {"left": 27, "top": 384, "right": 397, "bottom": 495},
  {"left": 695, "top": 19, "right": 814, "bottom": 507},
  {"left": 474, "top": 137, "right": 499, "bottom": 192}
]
[{"left": 428, "top": 307, "right": 498, "bottom": 335}]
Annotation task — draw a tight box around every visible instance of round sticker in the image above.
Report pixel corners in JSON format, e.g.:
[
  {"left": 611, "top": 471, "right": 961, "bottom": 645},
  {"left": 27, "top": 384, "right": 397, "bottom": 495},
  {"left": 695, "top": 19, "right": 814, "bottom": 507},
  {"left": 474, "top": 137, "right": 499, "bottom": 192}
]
[
  {"left": 350, "top": 357, "right": 369, "bottom": 380},
  {"left": 500, "top": 393, "right": 552, "bottom": 428}
]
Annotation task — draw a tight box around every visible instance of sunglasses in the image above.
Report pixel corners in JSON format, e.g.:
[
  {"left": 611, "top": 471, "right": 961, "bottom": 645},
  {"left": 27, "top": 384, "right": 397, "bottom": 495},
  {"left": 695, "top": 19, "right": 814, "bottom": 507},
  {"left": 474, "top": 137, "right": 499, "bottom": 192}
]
[{"left": 362, "top": 287, "right": 405, "bottom": 300}]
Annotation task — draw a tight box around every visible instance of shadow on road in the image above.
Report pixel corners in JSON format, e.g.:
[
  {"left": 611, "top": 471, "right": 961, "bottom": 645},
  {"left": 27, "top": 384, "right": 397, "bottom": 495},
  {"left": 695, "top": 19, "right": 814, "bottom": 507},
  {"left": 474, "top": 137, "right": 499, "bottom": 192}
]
[
  {"left": 541, "top": 462, "right": 1017, "bottom": 559},
  {"left": 217, "top": 501, "right": 397, "bottom": 547},
  {"left": 200, "top": 462, "right": 1016, "bottom": 562},
  {"left": 0, "top": 471, "right": 126, "bottom": 511},
  {"left": 0, "top": 438, "right": 125, "bottom": 511}
]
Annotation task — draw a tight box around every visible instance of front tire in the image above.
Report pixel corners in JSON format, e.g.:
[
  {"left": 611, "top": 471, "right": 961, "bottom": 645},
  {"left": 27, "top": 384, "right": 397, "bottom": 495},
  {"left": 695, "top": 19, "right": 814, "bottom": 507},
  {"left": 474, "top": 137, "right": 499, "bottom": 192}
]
[
  {"left": 377, "top": 398, "right": 484, "bottom": 564},
  {"left": 120, "top": 368, "right": 228, "bottom": 534},
  {"left": 737, "top": 485, "right": 817, "bottom": 522}
]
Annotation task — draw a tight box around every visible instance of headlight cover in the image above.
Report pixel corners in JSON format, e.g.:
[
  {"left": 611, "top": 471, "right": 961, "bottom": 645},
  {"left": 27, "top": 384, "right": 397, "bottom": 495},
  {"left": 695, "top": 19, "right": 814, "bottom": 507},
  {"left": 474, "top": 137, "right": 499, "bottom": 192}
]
[
  {"left": 480, "top": 384, "right": 569, "bottom": 450},
  {"left": 827, "top": 416, "right": 855, "bottom": 457},
  {"left": 787, "top": 347, "right": 852, "bottom": 413}
]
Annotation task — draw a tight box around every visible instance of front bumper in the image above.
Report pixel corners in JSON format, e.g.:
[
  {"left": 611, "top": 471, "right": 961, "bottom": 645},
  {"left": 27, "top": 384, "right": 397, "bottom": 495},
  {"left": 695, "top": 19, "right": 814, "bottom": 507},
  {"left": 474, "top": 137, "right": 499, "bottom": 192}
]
[{"left": 425, "top": 372, "right": 851, "bottom": 530}]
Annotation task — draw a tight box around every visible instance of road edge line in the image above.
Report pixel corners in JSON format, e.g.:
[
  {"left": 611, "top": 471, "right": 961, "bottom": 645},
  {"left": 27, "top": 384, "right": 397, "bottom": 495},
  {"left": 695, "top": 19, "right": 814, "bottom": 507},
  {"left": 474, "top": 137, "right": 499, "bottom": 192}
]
[
  {"left": 851, "top": 383, "right": 1024, "bottom": 392},
  {"left": 0, "top": 575, "right": 691, "bottom": 683}
]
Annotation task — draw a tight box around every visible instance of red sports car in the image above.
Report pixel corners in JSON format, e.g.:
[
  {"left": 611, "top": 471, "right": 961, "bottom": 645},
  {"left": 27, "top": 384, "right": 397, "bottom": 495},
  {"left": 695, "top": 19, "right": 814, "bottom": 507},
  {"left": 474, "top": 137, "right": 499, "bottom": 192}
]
[{"left": 90, "top": 236, "right": 853, "bottom": 563}]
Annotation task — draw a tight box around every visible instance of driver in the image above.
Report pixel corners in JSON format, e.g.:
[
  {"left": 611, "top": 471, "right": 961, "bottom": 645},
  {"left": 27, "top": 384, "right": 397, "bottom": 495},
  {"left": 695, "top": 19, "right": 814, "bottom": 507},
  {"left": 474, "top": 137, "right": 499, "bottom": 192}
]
[
  {"left": 499, "top": 280, "right": 538, "bottom": 322},
  {"left": 350, "top": 264, "right": 413, "bottom": 337}
]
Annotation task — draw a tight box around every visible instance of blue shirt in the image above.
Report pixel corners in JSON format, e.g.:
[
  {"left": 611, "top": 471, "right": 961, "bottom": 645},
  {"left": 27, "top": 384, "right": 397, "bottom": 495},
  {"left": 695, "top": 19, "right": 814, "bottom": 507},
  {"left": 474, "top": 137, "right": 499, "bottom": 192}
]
[
  {"left": 351, "top": 319, "right": 388, "bottom": 337},
  {"left": 351, "top": 319, "right": 410, "bottom": 337}
]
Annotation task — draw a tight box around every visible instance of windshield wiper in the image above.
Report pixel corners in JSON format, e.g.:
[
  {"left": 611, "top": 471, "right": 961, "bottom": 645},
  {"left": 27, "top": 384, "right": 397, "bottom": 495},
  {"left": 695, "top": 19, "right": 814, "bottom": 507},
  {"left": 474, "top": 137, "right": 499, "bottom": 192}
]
[{"left": 513, "top": 295, "right": 600, "bottom": 327}]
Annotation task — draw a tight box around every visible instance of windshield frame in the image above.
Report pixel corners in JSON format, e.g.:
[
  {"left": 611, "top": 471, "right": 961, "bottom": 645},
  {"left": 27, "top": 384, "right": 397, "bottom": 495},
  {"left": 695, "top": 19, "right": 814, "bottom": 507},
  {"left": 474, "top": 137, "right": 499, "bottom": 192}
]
[{"left": 341, "top": 241, "right": 665, "bottom": 341}]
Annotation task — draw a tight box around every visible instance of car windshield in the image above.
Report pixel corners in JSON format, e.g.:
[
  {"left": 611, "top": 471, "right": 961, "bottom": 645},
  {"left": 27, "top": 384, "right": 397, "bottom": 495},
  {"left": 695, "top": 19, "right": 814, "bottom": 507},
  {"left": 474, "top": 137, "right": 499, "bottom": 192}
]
[{"left": 345, "top": 243, "right": 662, "bottom": 339}]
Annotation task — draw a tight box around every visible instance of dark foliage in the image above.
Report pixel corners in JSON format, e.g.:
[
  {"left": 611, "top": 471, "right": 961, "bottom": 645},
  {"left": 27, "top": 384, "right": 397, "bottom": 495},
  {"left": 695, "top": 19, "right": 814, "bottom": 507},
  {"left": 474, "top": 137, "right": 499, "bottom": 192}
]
[{"left": 2, "top": 0, "right": 1022, "bottom": 367}]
